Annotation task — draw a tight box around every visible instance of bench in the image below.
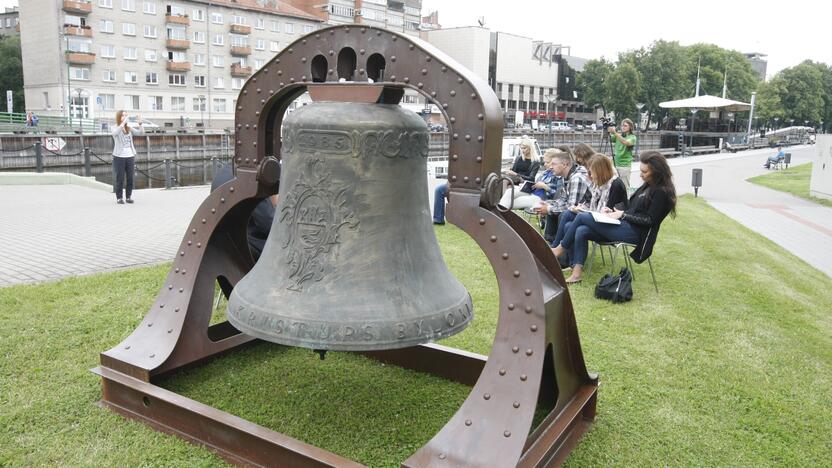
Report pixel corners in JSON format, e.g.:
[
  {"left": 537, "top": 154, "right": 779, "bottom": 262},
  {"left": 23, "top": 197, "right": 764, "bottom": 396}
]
[
  {"left": 724, "top": 143, "right": 749, "bottom": 153},
  {"left": 656, "top": 148, "right": 682, "bottom": 158}
]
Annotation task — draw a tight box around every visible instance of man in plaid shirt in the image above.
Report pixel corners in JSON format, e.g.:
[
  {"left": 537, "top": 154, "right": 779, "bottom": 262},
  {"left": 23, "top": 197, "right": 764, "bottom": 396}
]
[{"left": 533, "top": 150, "right": 592, "bottom": 243}]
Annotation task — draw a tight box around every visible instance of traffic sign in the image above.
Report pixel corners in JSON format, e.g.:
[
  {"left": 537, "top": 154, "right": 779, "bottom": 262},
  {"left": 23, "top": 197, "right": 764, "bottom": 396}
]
[{"left": 43, "top": 137, "right": 67, "bottom": 152}]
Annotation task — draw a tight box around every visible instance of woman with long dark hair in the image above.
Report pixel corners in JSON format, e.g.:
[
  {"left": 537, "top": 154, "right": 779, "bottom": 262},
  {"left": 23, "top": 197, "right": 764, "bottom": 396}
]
[
  {"left": 111, "top": 110, "right": 144, "bottom": 204},
  {"left": 551, "top": 151, "right": 677, "bottom": 284}
]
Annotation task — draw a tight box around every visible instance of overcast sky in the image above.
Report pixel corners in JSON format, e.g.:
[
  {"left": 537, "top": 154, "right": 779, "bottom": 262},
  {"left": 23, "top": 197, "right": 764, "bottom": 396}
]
[
  {"left": 3, "top": 0, "right": 828, "bottom": 83},
  {"left": 421, "top": 0, "right": 830, "bottom": 82}
]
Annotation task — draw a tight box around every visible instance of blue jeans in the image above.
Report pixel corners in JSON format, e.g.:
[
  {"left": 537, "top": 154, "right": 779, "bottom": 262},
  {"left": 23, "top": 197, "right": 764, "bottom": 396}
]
[
  {"left": 552, "top": 210, "right": 578, "bottom": 248},
  {"left": 433, "top": 183, "right": 449, "bottom": 223},
  {"left": 558, "top": 212, "right": 640, "bottom": 266}
]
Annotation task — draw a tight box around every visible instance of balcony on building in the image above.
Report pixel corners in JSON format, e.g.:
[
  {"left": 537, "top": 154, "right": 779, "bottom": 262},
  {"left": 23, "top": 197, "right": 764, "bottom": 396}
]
[
  {"left": 62, "top": 0, "right": 92, "bottom": 14},
  {"left": 166, "top": 38, "right": 190, "bottom": 50},
  {"left": 167, "top": 60, "right": 191, "bottom": 72},
  {"left": 230, "top": 45, "right": 251, "bottom": 56},
  {"left": 230, "top": 23, "right": 251, "bottom": 34},
  {"left": 230, "top": 63, "right": 252, "bottom": 77},
  {"left": 64, "top": 24, "right": 92, "bottom": 37},
  {"left": 65, "top": 51, "right": 95, "bottom": 64},
  {"left": 165, "top": 13, "right": 190, "bottom": 26}
]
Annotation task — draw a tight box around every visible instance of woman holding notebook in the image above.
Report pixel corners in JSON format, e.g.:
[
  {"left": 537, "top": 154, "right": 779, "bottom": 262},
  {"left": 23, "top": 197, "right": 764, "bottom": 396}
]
[{"left": 551, "top": 151, "right": 677, "bottom": 285}]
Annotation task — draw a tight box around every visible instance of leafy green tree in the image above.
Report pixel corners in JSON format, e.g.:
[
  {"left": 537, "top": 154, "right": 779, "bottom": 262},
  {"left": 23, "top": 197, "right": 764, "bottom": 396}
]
[
  {"left": 576, "top": 59, "right": 613, "bottom": 114},
  {"left": 778, "top": 61, "right": 824, "bottom": 125},
  {"left": 635, "top": 41, "right": 691, "bottom": 128},
  {"left": 685, "top": 43, "right": 759, "bottom": 101},
  {"left": 754, "top": 77, "right": 786, "bottom": 127},
  {"left": 603, "top": 62, "right": 642, "bottom": 122},
  {"left": 0, "top": 36, "right": 24, "bottom": 113}
]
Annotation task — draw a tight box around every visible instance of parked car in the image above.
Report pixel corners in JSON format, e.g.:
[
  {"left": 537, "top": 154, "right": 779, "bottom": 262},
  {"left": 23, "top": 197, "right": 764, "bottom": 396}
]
[{"left": 550, "top": 121, "right": 571, "bottom": 132}]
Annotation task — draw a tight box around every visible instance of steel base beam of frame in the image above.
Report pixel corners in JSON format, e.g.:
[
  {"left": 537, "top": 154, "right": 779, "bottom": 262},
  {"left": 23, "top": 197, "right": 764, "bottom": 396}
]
[{"left": 94, "top": 25, "right": 598, "bottom": 468}]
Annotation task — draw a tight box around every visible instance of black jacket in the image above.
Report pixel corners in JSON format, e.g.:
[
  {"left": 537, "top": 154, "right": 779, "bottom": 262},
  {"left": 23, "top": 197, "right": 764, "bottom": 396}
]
[
  {"left": 622, "top": 184, "right": 673, "bottom": 263},
  {"left": 510, "top": 155, "right": 540, "bottom": 182},
  {"left": 605, "top": 177, "right": 629, "bottom": 211}
]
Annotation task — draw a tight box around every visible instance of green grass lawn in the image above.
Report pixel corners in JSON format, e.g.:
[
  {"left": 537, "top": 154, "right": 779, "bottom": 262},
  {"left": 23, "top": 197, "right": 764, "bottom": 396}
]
[
  {"left": 1, "top": 195, "right": 831, "bottom": 466},
  {"left": 748, "top": 162, "right": 832, "bottom": 208}
]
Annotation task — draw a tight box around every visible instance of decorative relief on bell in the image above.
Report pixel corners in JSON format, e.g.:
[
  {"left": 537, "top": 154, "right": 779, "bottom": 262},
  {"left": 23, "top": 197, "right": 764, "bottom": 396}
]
[{"left": 280, "top": 159, "right": 358, "bottom": 292}]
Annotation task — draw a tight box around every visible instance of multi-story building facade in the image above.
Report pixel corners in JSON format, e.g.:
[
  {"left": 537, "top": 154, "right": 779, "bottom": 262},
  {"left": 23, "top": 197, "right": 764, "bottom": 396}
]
[
  {"left": 288, "top": 0, "right": 422, "bottom": 36},
  {"left": 20, "top": 0, "right": 322, "bottom": 129},
  {"left": 0, "top": 7, "right": 20, "bottom": 38},
  {"left": 744, "top": 52, "right": 768, "bottom": 81}
]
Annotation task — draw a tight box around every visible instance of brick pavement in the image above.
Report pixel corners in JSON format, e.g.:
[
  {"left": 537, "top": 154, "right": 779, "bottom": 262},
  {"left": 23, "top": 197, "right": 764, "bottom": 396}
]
[{"left": 0, "top": 184, "right": 209, "bottom": 287}]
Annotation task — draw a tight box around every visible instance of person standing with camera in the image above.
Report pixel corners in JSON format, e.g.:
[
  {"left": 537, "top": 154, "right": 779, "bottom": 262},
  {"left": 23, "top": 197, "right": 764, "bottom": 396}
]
[
  {"left": 607, "top": 118, "right": 637, "bottom": 187},
  {"left": 111, "top": 110, "right": 144, "bottom": 204}
]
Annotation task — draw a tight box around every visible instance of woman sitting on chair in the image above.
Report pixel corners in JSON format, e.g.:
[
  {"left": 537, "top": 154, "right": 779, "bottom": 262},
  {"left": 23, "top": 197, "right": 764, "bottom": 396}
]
[
  {"left": 499, "top": 148, "right": 561, "bottom": 210},
  {"left": 550, "top": 154, "right": 629, "bottom": 264},
  {"left": 551, "top": 151, "right": 677, "bottom": 284}
]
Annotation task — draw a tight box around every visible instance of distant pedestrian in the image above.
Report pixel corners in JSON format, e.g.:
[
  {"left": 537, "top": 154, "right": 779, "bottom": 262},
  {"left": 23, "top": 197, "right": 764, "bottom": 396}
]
[
  {"left": 763, "top": 148, "right": 786, "bottom": 169},
  {"left": 607, "top": 118, "right": 637, "bottom": 187},
  {"left": 111, "top": 110, "right": 144, "bottom": 204}
]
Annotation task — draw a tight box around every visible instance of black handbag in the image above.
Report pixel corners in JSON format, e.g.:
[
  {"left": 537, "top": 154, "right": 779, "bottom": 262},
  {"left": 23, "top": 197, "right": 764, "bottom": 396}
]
[{"left": 594, "top": 268, "right": 633, "bottom": 303}]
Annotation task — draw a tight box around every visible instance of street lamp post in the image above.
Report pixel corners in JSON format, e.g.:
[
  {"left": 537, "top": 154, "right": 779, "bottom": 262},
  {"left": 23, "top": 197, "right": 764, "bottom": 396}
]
[
  {"left": 689, "top": 108, "right": 698, "bottom": 155},
  {"left": 74, "top": 88, "right": 84, "bottom": 133}
]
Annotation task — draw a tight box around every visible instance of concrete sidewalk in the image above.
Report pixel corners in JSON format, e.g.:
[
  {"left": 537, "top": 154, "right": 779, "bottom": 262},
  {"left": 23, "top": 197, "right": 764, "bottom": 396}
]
[
  {"left": 1, "top": 144, "right": 830, "bottom": 287},
  {"left": 0, "top": 184, "right": 208, "bottom": 287}
]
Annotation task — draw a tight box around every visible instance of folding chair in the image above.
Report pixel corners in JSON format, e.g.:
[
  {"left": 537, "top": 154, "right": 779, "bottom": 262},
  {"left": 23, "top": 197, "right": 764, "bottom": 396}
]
[{"left": 587, "top": 241, "right": 658, "bottom": 292}]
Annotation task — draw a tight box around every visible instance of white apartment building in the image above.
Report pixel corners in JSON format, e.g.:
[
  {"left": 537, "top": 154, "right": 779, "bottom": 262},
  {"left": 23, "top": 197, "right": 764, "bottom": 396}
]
[
  {"left": 425, "top": 27, "right": 563, "bottom": 126},
  {"left": 20, "top": 0, "right": 322, "bottom": 129},
  {"left": 289, "top": 0, "right": 422, "bottom": 35}
]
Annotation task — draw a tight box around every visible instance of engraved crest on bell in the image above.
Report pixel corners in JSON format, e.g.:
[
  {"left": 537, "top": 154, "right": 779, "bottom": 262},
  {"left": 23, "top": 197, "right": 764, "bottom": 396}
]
[{"left": 280, "top": 158, "right": 358, "bottom": 291}]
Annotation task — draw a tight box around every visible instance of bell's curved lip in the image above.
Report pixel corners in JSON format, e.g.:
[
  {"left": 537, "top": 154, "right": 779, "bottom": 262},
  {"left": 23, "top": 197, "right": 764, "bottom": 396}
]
[{"left": 226, "top": 292, "right": 473, "bottom": 352}]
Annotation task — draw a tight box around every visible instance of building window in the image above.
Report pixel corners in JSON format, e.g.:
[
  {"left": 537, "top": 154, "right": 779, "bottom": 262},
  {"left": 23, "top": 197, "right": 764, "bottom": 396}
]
[
  {"left": 124, "top": 95, "right": 140, "bottom": 110},
  {"left": 171, "top": 96, "right": 185, "bottom": 111},
  {"left": 67, "top": 37, "right": 92, "bottom": 53},
  {"left": 148, "top": 95, "right": 163, "bottom": 110},
  {"left": 100, "top": 45, "right": 116, "bottom": 58},
  {"left": 269, "top": 41, "right": 278, "bottom": 52},
  {"left": 232, "top": 15, "right": 247, "bottom": 25},
  {"left": 121, "top": 0, "right": 135, "bottom": 12},
  {"left": 99, "top": 20, "right": 113, "bottom": 33},
  {"left": 145, "top": 49, "right": 157, "bottom": 61},
  {"left": 192, "top": 9, "right": 204, "bottom": 21},
  {"left": 193, "top": 96, "right": 206, "bottom": 112},
  {"left": 193, "top": 30, "right": 205, "bottom": 43},
  {"left": 254, "top": 58, "right": 264, "bottom": 69},
  {"left": 167, "top": 25, "right": 186, "bottom": 40},
  {"left": 328, "top": 4, "right": 354, "bottom": 16},
  {"left": 166, "top": 4, "right": 185, "bottom": 16},
  {"left": 255, "top": 39, "right": 265, "bottom": 50},
  {"left": 124, "top": 47, "right": 138, "bottom": 60},
  {"left": 102, "top": 69, "right": 116, "bottom": 82},
  {"left": 519, "top": 85, "right": 524, "bottom": 95},
  {"left": 230, "top": 34, "right": 247, "bottom": 47},
  {"left": 143, "top": 25, "right": 157, "bottom": 38},
  {"left": 211, "top": 12, "right": 223, "bottom": 24},
  {"left": 212, "top": 55, "right": 223, "bottom": 67},
  {"left": 193, "top": 53, "right": 205, "bottom": 65},
  {"left": 214, "top": 77, "right": 224, "bottom": 89},
  {"left": 100, "top": 93, "right": 115, "bottom": 110},
  {"left": 70, "top": 67, "right": 90, "bottom": 80},
  {"left": 232, "top": 57, "right": 246, "bottom": 67},
  {"left": 388, "top": 15, "right": 403, "bottom": 26},
  {"left": 284, "top": 23, "right": 294, "bottom": 34},
  {"left": 99, "top": 0, "right": 113, "bottom": 8},
  {"left": 213, "top": 98, "right": 226, "bottom": 112},
  {"left": 43, "top": 91, "right": 50, "bottom": 109},
  {"left": 212, "top": 33, "right": 224, "bottom": 46},
  {"left": 254, "top": 18, "right": 264, "bottom": 29},
  {"left": 270, "top": 20, "right": 278, "bottom": 32},
  {"left": 145, "top": 72, "right": 158, "bottom": 84},
  {"left": 194, "top": 75, "right": 206, "bottom": 87},
  {"left": 404, "top": 5, "right": 420, "bottom": 15},
  {"left": 168, "top": 51, "right": 186, "bottom": 61},
  {"left": 124, "top": 71, "right": 138, "bottom": 83},
  {"left": 303, "top": 25, "right": 313, "bottom": 33},
  {"left": 143, "top": 1, "right": 155, "bottom": 14},
  {"left": 169, "top": 73, "right": 187, "bottom": 86},
  {"left": 232, "top": 77, "right": 244, "bottom": 89},
  {"left": 122, "top": 22, "right": 136, "bottom": 36}
]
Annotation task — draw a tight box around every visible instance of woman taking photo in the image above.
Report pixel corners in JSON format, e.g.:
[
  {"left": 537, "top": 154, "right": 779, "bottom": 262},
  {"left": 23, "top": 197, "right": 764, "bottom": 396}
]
[
  {"left": 551, "top": 151, "right": 676, "bottom": 284},
  {"left": 111, "top": 110, "right": 144, "bottom": 204},
  {"left": 608, "top": 118, "right": 636, "bottom": 187},
  {"left": 550, "top": 153, "right": 628, "bottom": 255}
]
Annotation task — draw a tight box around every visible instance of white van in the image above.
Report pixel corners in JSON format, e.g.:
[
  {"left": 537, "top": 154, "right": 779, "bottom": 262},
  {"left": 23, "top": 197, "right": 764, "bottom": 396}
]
[{"left": 550, "top": 121, "right": 571, "bottom": 132}]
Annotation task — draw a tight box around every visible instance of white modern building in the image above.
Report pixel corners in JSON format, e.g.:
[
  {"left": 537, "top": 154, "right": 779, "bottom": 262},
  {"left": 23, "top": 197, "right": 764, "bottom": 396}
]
[{"left": 20, "top": 0, "right": 323, "bottom": 130}]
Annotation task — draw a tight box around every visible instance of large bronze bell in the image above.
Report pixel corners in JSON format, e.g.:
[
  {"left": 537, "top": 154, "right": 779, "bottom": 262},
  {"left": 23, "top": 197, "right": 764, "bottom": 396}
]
[{"left": 227, "top": 101, "right": 473, "bottom": 351}]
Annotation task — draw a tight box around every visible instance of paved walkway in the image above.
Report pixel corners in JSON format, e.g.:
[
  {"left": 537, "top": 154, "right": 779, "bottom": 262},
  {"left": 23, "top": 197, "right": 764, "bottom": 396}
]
[
  {"left": 0, "top": 184, "right": 208, "bottom": 287},
  {"left": 1, "top": 144, "right": 830, "bottom": 287}
]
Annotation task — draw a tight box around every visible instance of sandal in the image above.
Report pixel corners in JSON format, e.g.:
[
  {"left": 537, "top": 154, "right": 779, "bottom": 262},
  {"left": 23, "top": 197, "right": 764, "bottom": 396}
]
[{"left": 565, "top": 277, "right": 582, "bottom": 285}]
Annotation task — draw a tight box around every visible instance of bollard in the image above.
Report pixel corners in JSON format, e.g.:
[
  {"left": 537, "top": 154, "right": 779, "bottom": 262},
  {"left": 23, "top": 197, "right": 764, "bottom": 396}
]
[
  {"left": 691, "top": 168, "right": 703, "bottom": 197},
  {"left": 164, "top": 159, "right": 172, "bottom": 190},
  {"left": 784, "top": 152, "right": 792, "bottom": 169},
  {"left": 83, "top": 147, "right": 91, "bottom": 177},
  {"left": 34, "top": 140, "right": 43, "bottom": 173}
]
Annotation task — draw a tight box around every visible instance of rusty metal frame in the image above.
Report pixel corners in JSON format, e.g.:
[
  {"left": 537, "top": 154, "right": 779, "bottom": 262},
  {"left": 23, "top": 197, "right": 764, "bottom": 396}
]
[{"left": 93, "top": 25, "right": 598, "bottom": 467}]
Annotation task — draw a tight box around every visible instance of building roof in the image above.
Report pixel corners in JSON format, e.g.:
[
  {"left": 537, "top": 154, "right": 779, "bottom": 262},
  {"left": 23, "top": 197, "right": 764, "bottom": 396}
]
[
  {"left": 659, "top": 94, "right": 751, "bottom": 112},
  {"left": 189, "top": 0, "right": 322, "bottom": 22}
]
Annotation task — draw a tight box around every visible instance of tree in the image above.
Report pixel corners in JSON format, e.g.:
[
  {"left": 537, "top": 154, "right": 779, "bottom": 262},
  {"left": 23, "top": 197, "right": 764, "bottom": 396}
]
[
  {"left": 778, "top": 61, "right": 824, "bottom": 125},
  {"left": 576, "top": 59, "right": 613, "bottom": 114},
  {"left": 635, "top": 41, "right": 691, "bottom": 128},
  {"left": 754, "top": 77, "right": 786, "bottom": 127},
  {"left": 0, "top": 36, "right": 24, "bottom": 113},
  {"left": 603, "top": 62, "right": 642, "bottom": 122}
]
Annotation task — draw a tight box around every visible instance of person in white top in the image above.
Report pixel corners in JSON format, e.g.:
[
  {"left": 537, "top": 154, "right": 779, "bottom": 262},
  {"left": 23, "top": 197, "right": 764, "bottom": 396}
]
[{"left": 111, "top": 110, "right": 144, "bottom": 204}]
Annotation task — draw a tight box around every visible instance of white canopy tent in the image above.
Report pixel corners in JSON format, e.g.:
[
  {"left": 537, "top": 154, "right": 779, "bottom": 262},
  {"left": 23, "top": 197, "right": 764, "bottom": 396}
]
[{"left": 659, "top": 95, "right": 751, "bottom": 112}]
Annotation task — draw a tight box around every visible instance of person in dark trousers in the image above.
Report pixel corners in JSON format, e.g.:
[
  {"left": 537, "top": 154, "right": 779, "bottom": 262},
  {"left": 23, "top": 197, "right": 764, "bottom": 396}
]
[
  {"left": 111, "top": 110, "right": 144, "bottom": 204},
  {"left": 551, "top": 151, "right": 677, "bottom": 284},
  {"left": 533, "top": 150, "right": 592, "bottom": 243},
  {"left": 211, "top": 164, "right": 279, "bottom": 261}
]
